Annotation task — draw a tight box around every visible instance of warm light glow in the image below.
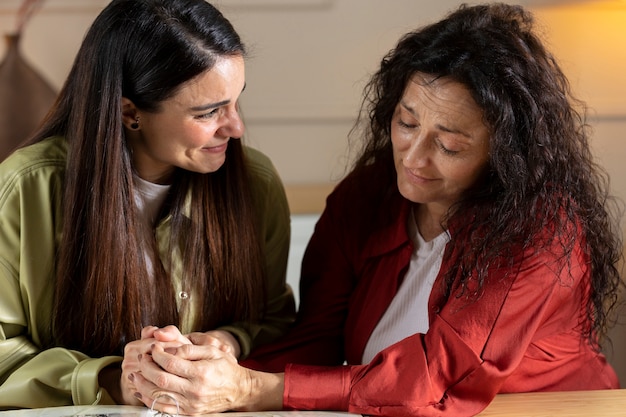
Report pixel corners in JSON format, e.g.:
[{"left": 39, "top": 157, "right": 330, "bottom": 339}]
[
  {"left": 529, "top": 2, "right": 626, "bottom": 117},
  {"left": 528, "top": 0, "right": 626, "bottom": 9}
]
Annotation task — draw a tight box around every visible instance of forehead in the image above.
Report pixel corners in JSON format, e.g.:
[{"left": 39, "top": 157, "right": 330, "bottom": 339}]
[
  {"left": 402, "top": 73, "right": 487, "bottom": 125},
  {"left": 406, "top": 73, "right": 476, "bottom": 106},
  {"left": 169, "top": 56, "right": 246, "bottom": 105}
]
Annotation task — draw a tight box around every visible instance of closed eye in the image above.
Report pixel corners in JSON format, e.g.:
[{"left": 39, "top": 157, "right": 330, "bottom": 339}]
[
  {"left": 397, "top": 119, "right": 417, "bottom": 129},
  {"left": 436, "top": 139, "right": 459, "bottom": 156},
  {"left": 196, "top": 108, "right": 220, "bottom": 119}
]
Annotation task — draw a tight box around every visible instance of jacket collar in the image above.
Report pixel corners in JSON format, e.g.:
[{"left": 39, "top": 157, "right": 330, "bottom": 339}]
[{"left": 362, "top": 192, "right": 414, "bottom": 259}]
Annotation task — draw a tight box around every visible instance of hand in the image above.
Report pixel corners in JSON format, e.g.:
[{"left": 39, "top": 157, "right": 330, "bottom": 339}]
[
  {"left": 120, "top": 326, "right": 192, "bottom": 405},
  {"left": 132, "top": 343, "right": 284, "bottom": 415},
  {"left": 187, "top": 330, "right": 241, "bottom": 358}
]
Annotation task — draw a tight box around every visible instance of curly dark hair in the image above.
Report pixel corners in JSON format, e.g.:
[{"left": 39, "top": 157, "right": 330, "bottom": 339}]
[{"left": 351, "top": 3, "right": 624, "bottom": 346}]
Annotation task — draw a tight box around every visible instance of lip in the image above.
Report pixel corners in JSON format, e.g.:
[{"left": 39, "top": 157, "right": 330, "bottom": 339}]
[
  {"left": 201, "top": 142, "right": 228, "bottom": 153},
  {"left": 404, "top": 167, "right": 436, "bottom": 184}
]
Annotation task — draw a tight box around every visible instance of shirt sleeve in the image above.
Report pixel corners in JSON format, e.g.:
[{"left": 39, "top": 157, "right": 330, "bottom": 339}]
[
  {"left": 0, "top": 340, "right": 122, "bottom": 408},
  {"left": 0, "top": 143, "right": 122, "bottom": 408}
]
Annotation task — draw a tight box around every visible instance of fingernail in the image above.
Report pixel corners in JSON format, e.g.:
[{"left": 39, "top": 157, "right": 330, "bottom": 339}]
[
  {"left": 165, "top": 347, "right": 176, "bottom": 354},
  {"left": 128, "top": 373, "right": 134, "bottom": 382},
  {"left": 134, "top": 392, "right": 142, "bottom": 399}
]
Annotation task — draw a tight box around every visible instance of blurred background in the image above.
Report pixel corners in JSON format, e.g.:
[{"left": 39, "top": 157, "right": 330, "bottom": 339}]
[{"left": 1, "top": 0, "right": 625, "bottom": 383}]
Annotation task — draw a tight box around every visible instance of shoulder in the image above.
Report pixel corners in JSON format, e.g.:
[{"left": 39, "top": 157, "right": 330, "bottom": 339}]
[
  {"left": 1, "top": 136, "right": 67, "bottom": 169},
  {"left": 315, "top": 163, "right": 409, "bottom": 256},
  {"left": 327, "top": 162, "right": 402, "bottom": 223},
  {"left": 0, "top": 137, "right": 67, "bottom": 207},
  {"left": 243, "top": 146, "right": 282, "bottom": 189},
  {"left": 242, "top": 146, "right": 289, "bottom": 221}
]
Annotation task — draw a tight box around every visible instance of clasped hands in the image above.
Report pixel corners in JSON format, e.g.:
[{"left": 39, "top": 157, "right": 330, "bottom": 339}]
[{"left": 120, "top": 325, "right": 253, "bottom": 415}]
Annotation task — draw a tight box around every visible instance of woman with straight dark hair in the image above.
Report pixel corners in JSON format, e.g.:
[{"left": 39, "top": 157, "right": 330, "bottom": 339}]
[
  {"left": 0, "top": 0, "right": 294, "bottom": 409},
  {"left": 127, "top": 3, "right": 623, "bottom": 416}
]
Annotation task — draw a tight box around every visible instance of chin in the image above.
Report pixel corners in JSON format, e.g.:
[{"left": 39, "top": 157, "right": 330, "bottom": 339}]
[{"left": 396, "top": 181, "right": 416, "bottom": 202}]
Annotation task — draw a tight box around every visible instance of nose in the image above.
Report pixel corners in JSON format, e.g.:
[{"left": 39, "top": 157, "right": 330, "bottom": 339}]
[
  {"left": 217, "top": 108, "right": 245, "bottom": 139},
  {"left": 403, "top": 131, "right": 431, "bottom": 168}
]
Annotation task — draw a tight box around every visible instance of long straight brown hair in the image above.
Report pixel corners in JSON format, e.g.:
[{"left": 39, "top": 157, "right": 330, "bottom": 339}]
[{"left": 28, "top": 0, "right": 265, "bottom": 356}]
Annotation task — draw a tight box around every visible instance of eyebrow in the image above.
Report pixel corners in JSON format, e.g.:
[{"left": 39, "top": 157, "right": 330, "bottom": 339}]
[
  {"left": 188, "top": 83, "right": 247, "bottom": 112},
  {"left": 189, "top": 100, "right": 230, "bottom": 112},
  {"left": 400, "top": 101, "right": 473, "bottom": 139}
]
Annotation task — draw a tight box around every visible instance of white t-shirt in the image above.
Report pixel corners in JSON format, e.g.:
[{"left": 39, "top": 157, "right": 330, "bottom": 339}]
[
  {"left": 133, "top": 175, "right": 171, "bottom": 279},
  {"left": 361, "top": 211, "right": 449, "bottom": 364}
]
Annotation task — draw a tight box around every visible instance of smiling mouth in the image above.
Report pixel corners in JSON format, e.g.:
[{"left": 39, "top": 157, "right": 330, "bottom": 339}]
[
  {"left": 202, "top": 142, "right": 228, "bottom": 153},
  {"left": 405, "top": 167, "right": 435, "bottom": 182}
]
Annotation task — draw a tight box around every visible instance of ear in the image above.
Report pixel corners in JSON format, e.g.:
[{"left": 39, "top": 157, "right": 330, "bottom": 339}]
[{"left": 121, "top": 97, "right": 139, "bottom": 130}]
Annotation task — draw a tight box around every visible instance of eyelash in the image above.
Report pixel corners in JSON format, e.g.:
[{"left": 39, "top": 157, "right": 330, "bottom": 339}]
[
  {"left": 437, "top": 141, "right": 459, "bottom": 156},
  {"left": 197, "top": 108, "right": 219, "bottom": 119},
  {"left": 397, "top": 119, "right": 459, "bottom": 156},
  {"left": 397, "top": 120, "right": 416, "bottom": 129}
]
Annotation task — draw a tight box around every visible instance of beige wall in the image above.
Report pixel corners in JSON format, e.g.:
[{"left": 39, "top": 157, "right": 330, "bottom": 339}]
[
  {"left": 1, "top": 0, "right": 625, "bottom": 383},
  {"left": 2, "top": 0, "right": 623, "bottom": 200}
]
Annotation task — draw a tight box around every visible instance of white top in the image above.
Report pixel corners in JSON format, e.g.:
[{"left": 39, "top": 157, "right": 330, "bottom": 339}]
[
  {"left": 133, "top": 175, "right": 170, "bottom": 226},
  {"left": 133, "top": 175, "right": 171, "bottom": 279},
  {"left": 361, "top": 211, "right": 449, "bottom": 364}
]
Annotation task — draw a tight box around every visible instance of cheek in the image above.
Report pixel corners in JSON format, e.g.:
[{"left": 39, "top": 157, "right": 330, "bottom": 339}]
[
  {"left": 183, "top": 124, "right": 216, "bottom": 146},
  {"left": 451, "top": 161, "right": 487, "bottom": 188},
  {"left": 390, "top": 129, "right": 410, "bottom": 155}
]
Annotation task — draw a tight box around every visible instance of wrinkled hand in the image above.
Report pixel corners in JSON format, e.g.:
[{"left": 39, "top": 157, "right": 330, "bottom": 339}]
[
  {"left": 187, "top": 330, "right": 241, "bottom": 358},
  {"left": 120, "top": 325, "right": 192, "bottom": 405},
  {"left": 131, "top": 343, "right": 254, "bottom": 415}
]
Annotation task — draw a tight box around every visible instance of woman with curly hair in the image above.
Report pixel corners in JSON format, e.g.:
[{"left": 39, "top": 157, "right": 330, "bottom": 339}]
[{"left": 126, "top": 3, "right": 623, "bottom": 416}]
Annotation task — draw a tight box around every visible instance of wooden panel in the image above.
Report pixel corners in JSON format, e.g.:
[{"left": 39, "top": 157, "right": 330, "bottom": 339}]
[
  {"left": 478, "top": 389, "right": 626, "bottom": 416},
  {"left": 284, "top": 183, "right": 335, "bottom": 214}
]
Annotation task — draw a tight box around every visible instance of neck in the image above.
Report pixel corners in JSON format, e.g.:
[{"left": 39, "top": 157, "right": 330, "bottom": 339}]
[{"left": 414, "top": 204, "right": 446, "bottom": 242}]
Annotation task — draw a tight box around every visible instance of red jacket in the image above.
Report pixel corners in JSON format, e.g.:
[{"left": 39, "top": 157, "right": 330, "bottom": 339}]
[{"left": 244, "top": 167, "right": 619, "bottom": 417}]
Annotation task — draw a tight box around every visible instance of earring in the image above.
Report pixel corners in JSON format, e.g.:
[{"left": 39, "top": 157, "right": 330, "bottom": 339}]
[{"left": 130, "top": 118, "right": 140, "bottom": 130}]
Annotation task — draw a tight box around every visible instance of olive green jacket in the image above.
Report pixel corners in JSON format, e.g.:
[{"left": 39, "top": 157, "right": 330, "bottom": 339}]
[{"left": 0, "top": 136, "right": 295, "bottom": 409}]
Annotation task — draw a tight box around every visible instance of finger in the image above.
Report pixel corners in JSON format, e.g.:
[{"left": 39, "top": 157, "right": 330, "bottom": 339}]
[
  {"left": 163, "top": 342, "right": 227, "bottom": 362},
  {"left": 150, "top": 344, "right": 201, "bottom": 379},
  {"left": 131, "top": 371, "right": 177, "bottom": 412},
  {"left": 134, "top": 356, "right": 199, "bottom": 415},
  {"left": 148, "top": 389, "right": 202, "bottom": 417},
  {"left": 119, "top": 370, "right": 141, "bottom": 406},
  {"left": 122, "top": 339, "right": 157, "bottom": 375},
  {"left": 154, "top": 325, "right": 192, "bottom": 345},
  {"left": 187, "top": 332, "right": 209, "bottom": 345},
  {"left": 139, "top": 345, "right": 193, "bottom": 389},
  {"left": 141, "top": 326, "right": 159, "bottom": 339},
  {"left": 150, "top": 392, "right": 184, "bottom": 416},
  {"left": 188, "top": 334, "right": 224, "bottom": 350},
  {"left": 187, "top": 331, "right": 238, "bottom": 357}
]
